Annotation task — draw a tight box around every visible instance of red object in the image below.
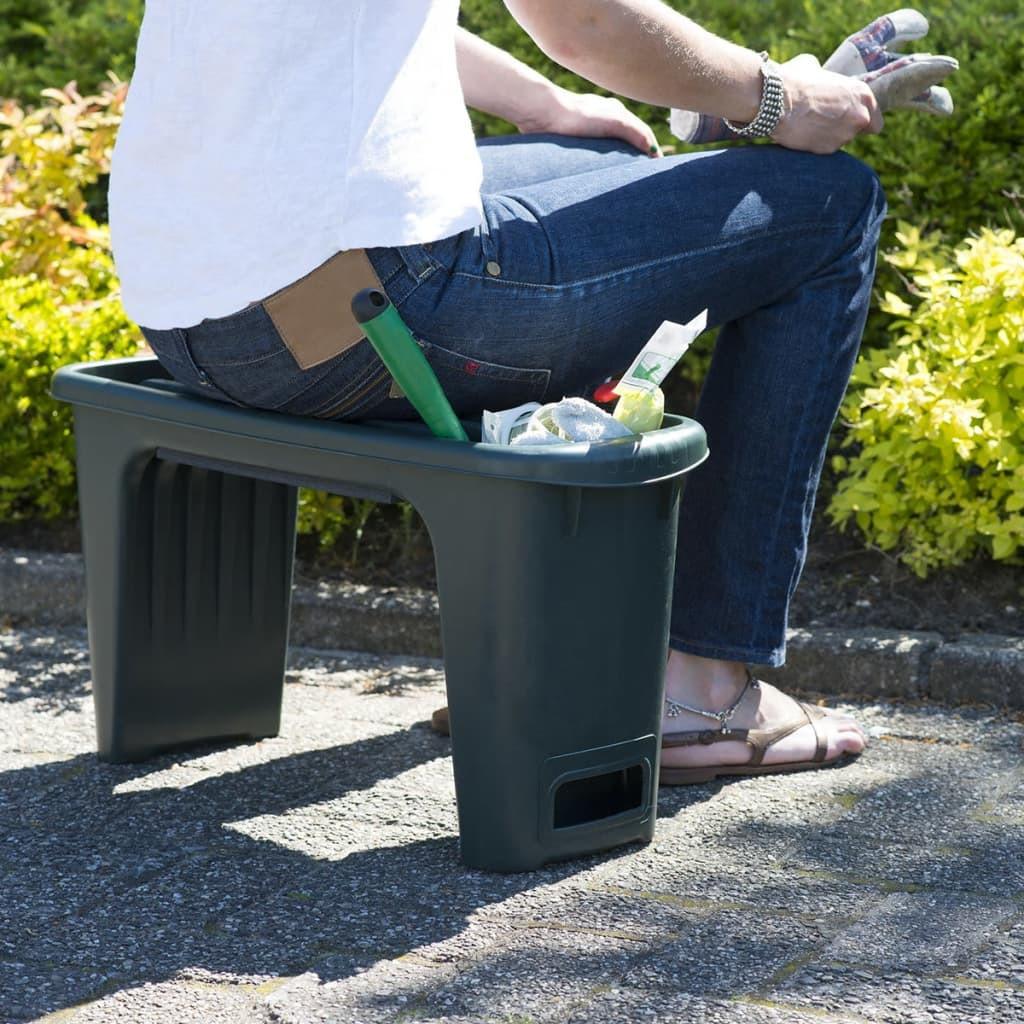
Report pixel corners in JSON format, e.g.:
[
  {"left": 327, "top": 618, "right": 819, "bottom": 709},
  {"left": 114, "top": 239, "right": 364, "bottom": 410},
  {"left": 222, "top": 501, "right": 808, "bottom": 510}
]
[
  {"left": 592, "top": 380, "right": 620, "bottom": 404},
  {"left": 464, "top": 360, "right": 481, "bottom": 375}
]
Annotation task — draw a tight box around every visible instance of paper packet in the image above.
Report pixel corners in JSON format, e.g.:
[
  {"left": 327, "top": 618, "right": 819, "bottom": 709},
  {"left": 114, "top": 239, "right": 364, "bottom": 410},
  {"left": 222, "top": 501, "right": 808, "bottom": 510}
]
[{"left": 612, "top": 309, "right": 709, "bottom": 396}]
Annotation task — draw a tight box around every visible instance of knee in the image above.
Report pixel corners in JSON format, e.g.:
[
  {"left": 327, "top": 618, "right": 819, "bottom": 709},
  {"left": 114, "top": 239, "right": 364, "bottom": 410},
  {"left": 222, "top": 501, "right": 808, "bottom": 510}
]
[{"left": 827, "top": 151, "right": 887, "bottom": 237}]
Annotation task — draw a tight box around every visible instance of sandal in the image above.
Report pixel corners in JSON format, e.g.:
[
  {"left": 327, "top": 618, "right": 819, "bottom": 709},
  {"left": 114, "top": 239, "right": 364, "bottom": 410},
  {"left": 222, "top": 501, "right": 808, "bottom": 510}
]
[
  {"left": 429, "top": 670, "right": 856, "bottom": 786},
  {"left": 660, "top": 667, "right": 853, "bottom": 786}
]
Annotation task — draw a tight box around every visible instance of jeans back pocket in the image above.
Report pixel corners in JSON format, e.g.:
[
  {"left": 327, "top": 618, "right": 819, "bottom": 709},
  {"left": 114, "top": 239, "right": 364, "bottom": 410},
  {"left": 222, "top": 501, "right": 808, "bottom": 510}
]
[{"left": 418, "top": 339, "right": 551, "bottom": 414}]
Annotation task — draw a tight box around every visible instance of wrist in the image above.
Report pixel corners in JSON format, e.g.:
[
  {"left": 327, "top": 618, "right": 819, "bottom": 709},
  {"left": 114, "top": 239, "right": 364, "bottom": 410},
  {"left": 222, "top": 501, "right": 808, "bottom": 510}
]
[
  {"left": 723, "top": 52, "right": 786, "bottom": 138},
  {"left": 508, "top": 77, "right": 565, "bottom": 134}
]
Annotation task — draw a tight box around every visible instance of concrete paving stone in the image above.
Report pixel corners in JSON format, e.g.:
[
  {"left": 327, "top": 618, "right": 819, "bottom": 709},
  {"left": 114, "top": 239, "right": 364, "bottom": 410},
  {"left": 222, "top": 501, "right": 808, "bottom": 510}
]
[
  {"left": 0, "top": 696, "right": 95, "bottom": 757},
  {"left": 761, "top": 628, "right": 940, "bottom": 701},
  {"left": 415, "top": 929, "right": 657, "bottom": 1023},
  {"left": 847, "top": 701, "right": 1024, "bottom": 750},
  {"left": 286, "top": 645, "right": 445, "bottom": 695},
  {"left": 822, "top": 891, "right": 1019, "bottom": 971},
  {"left": 972, "top": 767, "right": 1024, "bottom": 826},
  {"left": 812, "top": 739, "right": 1022, "bottom": 847},
  {"left": 929, "top": 634, "right": 1024, "bottom": 708},
  {"left": 245, "top": 839, "right": 602, "bottom": 967},
  {"left": 0, "top": 814, "right": 222, "bottom": 965},
  {"left": 229, "top": 753, "right": 458, "bottom": 862},
  {"left": 65, "top": 978, "right": 277, "bottom": 1024},
  {"left": 769, "top": 964, "right": 1024, "bottom": 1023},
  {"left": 469, "top": 883, "right": 698, "bottom": 944},
  {"left": 566, "top": 988, "right": 867, "bottom": 1023},
  {"left": 266, "top": 954, "right": 458, "bottom": 1024},
  {"left": 781, "top": 831, "right": 998, "bottom": 893},
  {"left": 5, "top": 622, "right": 1024, "bottom": 1023},
  {"left": 589, "top": 787, "right": 891, "bottom": 923},
  {"left": 288, "top": 574, "right": 443, "bottom": 658},
  {"left": 0, "top": 551, "right": 85, "bottom": 629},
  {"left": 622, "top": 907, "right": 839, "bottom": 999},
  {"left": 960, "top": 915, "right": 1024, "bottom": 986},
  {"left": 0, "top": 627, "right": 91, "bottom": 704},
  {"left": 21, "top": 829, "right": 398, "bottom": 979},
  {"left": 0, "top": 962, "right": 117, "bottom": 1024}
]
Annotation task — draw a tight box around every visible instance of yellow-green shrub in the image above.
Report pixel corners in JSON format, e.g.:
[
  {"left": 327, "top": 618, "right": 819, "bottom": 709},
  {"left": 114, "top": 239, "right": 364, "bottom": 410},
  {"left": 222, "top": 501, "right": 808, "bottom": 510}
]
[
  {"left": 828, "top": 223, "right": 1024, "bottom": 575},
  {"left": 0, "top": 253, "right": 140, "bottom": 519},
  {"left": 0, "top": 79, "right": 402, "bottom": 549},
  {"left": 0, "top": 77, "right": 125, "bottom": 280},
  {"left": 0, "top": 78, "right": 142, "bottom": 520}
]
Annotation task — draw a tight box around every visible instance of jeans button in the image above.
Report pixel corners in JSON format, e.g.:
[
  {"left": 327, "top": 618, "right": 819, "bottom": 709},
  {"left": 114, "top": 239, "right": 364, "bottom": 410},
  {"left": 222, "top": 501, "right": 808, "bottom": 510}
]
[{"left": 485, "top": 260, "right": 502, "bottom": 277}]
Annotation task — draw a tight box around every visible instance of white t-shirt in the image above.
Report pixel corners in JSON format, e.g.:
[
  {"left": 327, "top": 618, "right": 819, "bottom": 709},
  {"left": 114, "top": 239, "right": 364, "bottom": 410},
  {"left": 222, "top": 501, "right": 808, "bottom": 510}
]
[{"left": 109, "top": 0, "right": 484, "bottom": 329}]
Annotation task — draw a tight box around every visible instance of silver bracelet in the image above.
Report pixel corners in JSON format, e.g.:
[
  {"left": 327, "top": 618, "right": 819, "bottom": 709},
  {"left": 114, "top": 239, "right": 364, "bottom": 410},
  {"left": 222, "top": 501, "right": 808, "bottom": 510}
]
[{"left": 723, "top": 51, "right": 785, "bottom": 139}]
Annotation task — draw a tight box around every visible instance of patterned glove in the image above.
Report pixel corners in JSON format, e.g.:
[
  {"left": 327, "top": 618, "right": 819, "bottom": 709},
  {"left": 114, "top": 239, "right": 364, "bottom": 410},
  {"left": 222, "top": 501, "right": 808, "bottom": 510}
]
[{"left": 669, "top": 8, "right": 958, "bottom": 145}]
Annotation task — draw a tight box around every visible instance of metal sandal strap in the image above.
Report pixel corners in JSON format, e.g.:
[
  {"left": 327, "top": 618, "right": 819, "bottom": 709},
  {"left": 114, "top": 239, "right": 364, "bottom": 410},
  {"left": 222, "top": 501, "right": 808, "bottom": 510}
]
[{"left": 664, "top": 668, "right": 758, "bottom": 729}]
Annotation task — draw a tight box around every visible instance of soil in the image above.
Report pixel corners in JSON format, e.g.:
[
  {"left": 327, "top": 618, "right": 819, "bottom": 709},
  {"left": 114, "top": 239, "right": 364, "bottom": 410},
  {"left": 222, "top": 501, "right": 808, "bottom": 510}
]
[{"left": 3, "top": 504, "right": 1021, "bottom": 642}]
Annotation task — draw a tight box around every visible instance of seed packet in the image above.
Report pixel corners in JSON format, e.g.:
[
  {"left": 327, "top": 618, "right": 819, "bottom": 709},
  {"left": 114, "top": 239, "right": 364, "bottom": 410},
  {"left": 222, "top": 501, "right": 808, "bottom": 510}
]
[{"left": 612, "top": 309, "right": 709, "bottom": 395}]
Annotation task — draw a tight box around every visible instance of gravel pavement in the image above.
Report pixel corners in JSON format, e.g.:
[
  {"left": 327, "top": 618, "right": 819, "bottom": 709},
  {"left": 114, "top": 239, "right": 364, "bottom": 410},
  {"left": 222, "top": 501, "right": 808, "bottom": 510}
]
[{"left": 1, "top": 625, "right": 1022, "bottom": 1023}]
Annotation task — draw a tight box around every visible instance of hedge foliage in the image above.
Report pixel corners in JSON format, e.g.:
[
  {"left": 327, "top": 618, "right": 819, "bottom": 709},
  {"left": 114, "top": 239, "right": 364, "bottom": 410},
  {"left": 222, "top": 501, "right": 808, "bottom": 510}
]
[
  {"left": 2, "top": 2, "right": 1022, "bottom": 577},
  {"left": 460, "top": 0, "right": 1024, "bottom": 247},
  {"left": 0, "top": 0, "right": 141, "bottom": 104},
  {"left": 828, "top": 223, "right": 1024, "bottom": 573},
  {"left": 0, "top": 80, "right": 139, "bottom": 520}
]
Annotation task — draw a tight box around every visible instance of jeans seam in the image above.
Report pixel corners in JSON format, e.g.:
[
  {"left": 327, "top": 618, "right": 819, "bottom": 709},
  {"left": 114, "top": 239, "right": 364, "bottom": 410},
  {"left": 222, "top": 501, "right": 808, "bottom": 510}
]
[
  {"left": 745, "top": 193, "right": 886, "bottom": 651},
  {"left": 271, "top": 349, "right": 381, "bottom": 413},
  {"left": 194, "top": 348, "right": 285, "bottom": 370},
  {"left": 173, "top": 328, "right": 246, "bottom": 406},
  {"left": 449, "top": 223, "right": 825, "bottom": 292}
]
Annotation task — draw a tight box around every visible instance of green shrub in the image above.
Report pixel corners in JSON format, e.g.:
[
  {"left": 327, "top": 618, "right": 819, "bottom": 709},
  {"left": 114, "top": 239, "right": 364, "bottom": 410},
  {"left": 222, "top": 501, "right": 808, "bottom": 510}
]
[
  {"left": 0, "top": 0, "right": 141, "bottom": 105},
  {"left": 461, "top": 0, "right": 1023, "bottom": 243},
  {"left": 0, "top": 253, "right": 139, "bottom": 520},
  {"left": 827, "top": 223, "right": 1024, "bottom": 574}
]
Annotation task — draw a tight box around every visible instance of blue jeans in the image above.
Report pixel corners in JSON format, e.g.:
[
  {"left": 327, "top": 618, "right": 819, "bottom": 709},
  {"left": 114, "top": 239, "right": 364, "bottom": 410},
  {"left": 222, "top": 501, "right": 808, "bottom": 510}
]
[{"left": 141, "top": 134, "right": 887, "bottom": 667}]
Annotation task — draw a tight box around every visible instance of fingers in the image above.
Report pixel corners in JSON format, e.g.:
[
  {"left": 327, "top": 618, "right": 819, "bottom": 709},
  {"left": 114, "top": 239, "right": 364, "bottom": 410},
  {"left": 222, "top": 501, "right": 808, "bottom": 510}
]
[
  {"left": 862, "top": 53, "right": 959, "bottom": 111},
  {"left": 885, "top": 8, "right": 931, "bottom": 49},
  {"left": 596, "top": 96, "right": 659, "bottom": 155},
  {"left": 863, "top": 87, "right": 884, "bottom": 134}
]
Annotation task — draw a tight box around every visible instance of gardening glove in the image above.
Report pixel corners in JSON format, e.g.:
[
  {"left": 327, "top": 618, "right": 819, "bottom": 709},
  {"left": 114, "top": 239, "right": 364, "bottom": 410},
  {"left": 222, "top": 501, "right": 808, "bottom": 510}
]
[
  {"left": 510, "top": 397, "right": 632, "bottom": 446},
  {"left": 669, "top": 8, "right": 958, "bottom": 144},
  {"left": 823, "top": 9, "right": 957, "bottom": 115}
]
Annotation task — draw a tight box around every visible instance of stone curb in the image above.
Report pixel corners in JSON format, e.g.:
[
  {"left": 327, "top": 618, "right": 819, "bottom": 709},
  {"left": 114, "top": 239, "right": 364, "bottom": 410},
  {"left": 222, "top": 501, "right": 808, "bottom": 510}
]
[{"left": 2, "top": 548, "right": 1022, "bottom": 709}]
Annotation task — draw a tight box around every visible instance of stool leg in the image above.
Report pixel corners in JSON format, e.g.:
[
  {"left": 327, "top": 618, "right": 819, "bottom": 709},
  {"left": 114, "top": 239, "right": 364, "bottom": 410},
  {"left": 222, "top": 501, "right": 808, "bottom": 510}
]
[
  {"left": 72, "top": 408, "right": 297, "bottom": 762},
  {"left": 418, "top": 475, "right": 680, "bottom": 872}
]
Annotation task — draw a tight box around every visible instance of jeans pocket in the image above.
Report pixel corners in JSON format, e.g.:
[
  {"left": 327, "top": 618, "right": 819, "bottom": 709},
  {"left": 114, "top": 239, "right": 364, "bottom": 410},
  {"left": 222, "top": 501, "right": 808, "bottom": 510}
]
[
  {"left": 417, "top": 338, "right": 551, "bottom": 414},
  {"left": 273, "top": 339, "right": 393, "bottom": 420}
]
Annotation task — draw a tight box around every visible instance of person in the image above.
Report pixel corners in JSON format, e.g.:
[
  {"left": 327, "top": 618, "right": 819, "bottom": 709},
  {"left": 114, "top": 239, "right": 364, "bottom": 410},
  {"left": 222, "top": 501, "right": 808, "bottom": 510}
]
[{"left": 109, "top": 0, "right": 886, "bottom": 784}]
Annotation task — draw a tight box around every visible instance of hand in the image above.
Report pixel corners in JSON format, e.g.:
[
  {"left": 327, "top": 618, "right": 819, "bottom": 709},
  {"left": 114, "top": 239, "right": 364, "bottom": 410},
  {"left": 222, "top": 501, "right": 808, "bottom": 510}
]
[
  {"left": 669, "top": 8, "right": 957, "bottom": 146},
  {"left": 516, "top": 87, "right": 662, "bottom": 156},
  {"left": 770, "top": 52, "right": 884, "bottom": 155}
]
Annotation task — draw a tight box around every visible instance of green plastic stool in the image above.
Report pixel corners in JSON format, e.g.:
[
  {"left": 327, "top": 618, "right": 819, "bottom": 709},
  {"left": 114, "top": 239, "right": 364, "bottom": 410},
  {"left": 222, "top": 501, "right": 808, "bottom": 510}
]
[{"left": 51, "top": 357, "right": 708, "bottom": 872}]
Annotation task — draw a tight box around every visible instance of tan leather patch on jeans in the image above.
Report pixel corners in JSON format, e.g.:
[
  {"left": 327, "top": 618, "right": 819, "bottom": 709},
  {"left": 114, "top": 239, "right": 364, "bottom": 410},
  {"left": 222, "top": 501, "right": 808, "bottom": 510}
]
[{"left": 262, "top": 249, "right": 383, "bottom": 370}]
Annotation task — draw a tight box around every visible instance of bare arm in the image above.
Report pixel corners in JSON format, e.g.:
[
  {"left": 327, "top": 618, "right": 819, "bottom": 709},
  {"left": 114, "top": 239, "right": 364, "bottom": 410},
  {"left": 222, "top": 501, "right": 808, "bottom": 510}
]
[
  {"left": 503, "top": 0, "right": 882, "bottom": 153},
  {"left": 455, "top": 26, "right": 557, "bottom": 129},
  {"left": 454, "top": 25, "right": 660, "bottom": 153}
]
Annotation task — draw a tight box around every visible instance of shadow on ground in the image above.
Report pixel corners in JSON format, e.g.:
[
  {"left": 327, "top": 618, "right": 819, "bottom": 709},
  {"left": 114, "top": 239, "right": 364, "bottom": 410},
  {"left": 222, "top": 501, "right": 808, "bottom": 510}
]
[{"left": 2, "top": 626, "right": 1023, "bottom": 1023}]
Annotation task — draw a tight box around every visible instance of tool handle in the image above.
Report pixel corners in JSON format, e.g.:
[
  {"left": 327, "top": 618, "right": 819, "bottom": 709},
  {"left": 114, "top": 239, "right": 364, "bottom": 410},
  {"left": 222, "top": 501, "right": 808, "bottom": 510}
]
[{"left": 352, "top": 289, "right": 469, "bottom": 442}]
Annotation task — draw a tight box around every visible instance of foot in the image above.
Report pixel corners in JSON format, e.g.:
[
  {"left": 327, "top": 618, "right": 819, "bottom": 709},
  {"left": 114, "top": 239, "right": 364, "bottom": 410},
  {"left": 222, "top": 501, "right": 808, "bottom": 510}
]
[{"left": 660, "top": 652, "right": 867, "bottom": 772}]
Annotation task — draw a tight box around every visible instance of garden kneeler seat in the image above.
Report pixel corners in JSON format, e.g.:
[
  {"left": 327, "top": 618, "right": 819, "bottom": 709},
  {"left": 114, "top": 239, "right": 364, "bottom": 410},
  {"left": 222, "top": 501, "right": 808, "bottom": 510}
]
[{"left": 51, "top": 357, "right": 708, "bottom": 872}]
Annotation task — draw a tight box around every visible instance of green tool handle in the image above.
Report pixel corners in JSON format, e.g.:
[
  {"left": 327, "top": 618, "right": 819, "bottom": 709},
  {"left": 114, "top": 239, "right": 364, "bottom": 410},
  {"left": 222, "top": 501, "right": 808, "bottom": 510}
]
[{"left": 352, "top": 289, "right": 469, "bottom": 442}]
